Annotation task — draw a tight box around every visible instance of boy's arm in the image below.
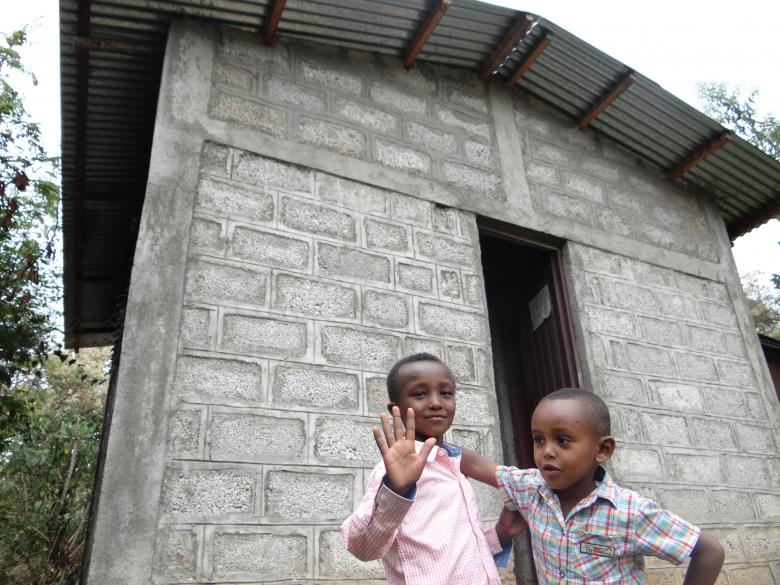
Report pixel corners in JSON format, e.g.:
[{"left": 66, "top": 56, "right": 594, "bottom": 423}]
[
  {"left": 484, "top": 506, "right": 527, "bottom": 568},
  {"left": 460, "top": 446, "right": 499, "bottom": 487},
  {"left": 682, "top": 531, "right": 724, "bottom": 585},
  {"left": 374, "top": 406, "right": 436, "bottom": 495}
]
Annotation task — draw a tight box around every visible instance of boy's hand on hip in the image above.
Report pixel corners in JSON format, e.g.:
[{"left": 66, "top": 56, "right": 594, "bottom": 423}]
[
  {"left": 495, "top": 506, "right": 527, "bottom": 544},
  {"left": 373, "top": 406, "right": 436, "bottom": 496}
]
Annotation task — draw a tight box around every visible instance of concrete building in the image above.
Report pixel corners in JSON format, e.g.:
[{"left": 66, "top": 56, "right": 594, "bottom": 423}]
[{"left": 59, "top": 1, "right": 780, "bottom": 583}]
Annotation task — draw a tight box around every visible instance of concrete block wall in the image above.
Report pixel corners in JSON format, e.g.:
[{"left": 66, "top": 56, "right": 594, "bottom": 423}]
[
  {"left": 86, "top": 19, "right": 779, "bottom": 585},
  {"left": 155, "top": 143, "right": 502, "bottom": 582}
]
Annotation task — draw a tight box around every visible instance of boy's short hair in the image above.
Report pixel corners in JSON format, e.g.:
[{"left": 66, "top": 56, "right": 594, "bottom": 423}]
[
  {"left": 386, "top": 353, "right": 451, "bottom": 403},
  {"left": 541, "top": 387, "right": 611, "bottom": 436}
]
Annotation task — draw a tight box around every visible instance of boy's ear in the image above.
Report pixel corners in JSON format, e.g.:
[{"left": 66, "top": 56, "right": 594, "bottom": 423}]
[{"left": 595, "top": 435, "right": 616, "bottom": 463}]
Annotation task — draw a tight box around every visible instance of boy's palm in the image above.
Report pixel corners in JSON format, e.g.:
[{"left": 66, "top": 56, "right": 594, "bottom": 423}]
[{"left": 373, "top": 406, "right": 436, "bottom": 494}]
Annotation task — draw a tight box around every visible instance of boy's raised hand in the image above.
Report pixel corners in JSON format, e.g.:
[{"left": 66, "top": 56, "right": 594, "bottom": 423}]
[{"left": 373, "top": 406, "right": 436, "bottom": 496}]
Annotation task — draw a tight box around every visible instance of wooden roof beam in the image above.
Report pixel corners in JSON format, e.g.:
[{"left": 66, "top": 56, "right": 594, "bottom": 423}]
[
  {"left": 73, "top": 36, "right": 161, "bottom": 56},
  {"left": 403, "top": 0, "right": 450, "bottom": 68},
  {"left": 505, "top": 31, "right": 551, "bottom": 87},
  {"left": 579, "top": 70, "right": 635, "bottom": 129},
  {"left": 727, "top": 200, "right": 780, "bottom": 240},
  {"left": 670, "top": 131, "right": 732, "bottom": 181},
  {"left": 478, "top": 14, "right": 534, "bottom": 80},
  {"left": 262, "top": 0, "right": 288, "bottom": 45}
]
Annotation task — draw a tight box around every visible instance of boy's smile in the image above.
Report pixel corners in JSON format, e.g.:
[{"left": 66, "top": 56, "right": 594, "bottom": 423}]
[
  {"left": 389, "top": 360, "right": 456, "bottom": 445},
  {"left": 531, "top": 397, "right": 613, "bottom": 509}
]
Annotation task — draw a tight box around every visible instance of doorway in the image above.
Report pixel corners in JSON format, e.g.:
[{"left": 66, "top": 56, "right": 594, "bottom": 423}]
[{"left": 479, "top": 220, "right": 582, "bottom": 468}]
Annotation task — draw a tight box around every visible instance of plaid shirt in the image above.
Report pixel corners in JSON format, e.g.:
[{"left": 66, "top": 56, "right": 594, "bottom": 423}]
[
  {"left": 342, "top": 443, "right": 509, "bottom": 585},
  {"left": 497, "top": 465, "right": 700, "bottom": 584}
]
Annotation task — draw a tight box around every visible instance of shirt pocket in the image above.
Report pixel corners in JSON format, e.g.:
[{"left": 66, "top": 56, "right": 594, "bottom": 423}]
[{"left": 568, "top": 527, "right": 627, "bottom": 581}]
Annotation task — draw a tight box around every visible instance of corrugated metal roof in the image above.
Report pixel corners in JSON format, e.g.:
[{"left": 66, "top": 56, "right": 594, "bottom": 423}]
[{"left": 59, "top": 0, "right": 780, "bottom": 346}]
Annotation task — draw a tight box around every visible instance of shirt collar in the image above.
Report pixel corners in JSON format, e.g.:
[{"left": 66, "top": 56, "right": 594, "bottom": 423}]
[
  {"left": 413, "top": 440, "right": 460, "bottom": 461},
  {"left": 592, "top": 465, "right": 619, "bottom": 508}
]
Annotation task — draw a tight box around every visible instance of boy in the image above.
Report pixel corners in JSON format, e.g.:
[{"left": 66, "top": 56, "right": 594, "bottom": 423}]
[
  {"left": 341, "top": 353, "right": 527, "bottom": 585},
  {"left": 461, "top": 387, "right": 725, "bottom": 584}
]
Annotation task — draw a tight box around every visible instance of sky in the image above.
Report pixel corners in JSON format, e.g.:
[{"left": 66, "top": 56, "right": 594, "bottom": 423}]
[{"left": 3, "top": 0, "right": 778, "bottom": 280}]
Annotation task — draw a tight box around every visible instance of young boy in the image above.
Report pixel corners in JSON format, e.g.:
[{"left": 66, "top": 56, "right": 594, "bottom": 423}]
[
  {"left": 341, "top": 353, "right": 527, "bottom": 585},
  {"left": 461, "top": 387, "right": 725, "bottom": 584}
]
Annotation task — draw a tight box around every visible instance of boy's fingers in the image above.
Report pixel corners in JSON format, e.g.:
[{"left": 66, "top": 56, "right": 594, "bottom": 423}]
[
  {"left": 392, "top": 405, "right": 405, "bottom": 442},
  {"left": 405, "top": 407, "right": 415, "bottom": 440},
  {"left": 372, "top": 426, "right": 388, "bottom": 456},
  {"left": 379, "top": 412, "right": 394, "bottom": 446},
  {"left": 417, "top": 437, "right": 436, "bottom": 462}
]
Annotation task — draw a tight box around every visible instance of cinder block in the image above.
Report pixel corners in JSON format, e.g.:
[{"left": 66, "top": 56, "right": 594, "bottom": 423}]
[
  {"left": 700, "top": 301, "right": 738, "bottom": 329},
  {"left": 231, "top": 226, "right": 310, "bottom": 270},
  {"left": 154, "top": 528, "right": 197, "bottom": 582},
  {"left": 630, "top": 259, "right": 672, "bottom": 288},
  {"left": 734, "top": 423, "right": 777, "bottom": 454},
  {"left": 581, "top": 156, "right": 622, "bottom": 183},
  {"left": 451, "top": 428, "right": 481, "bottom": 452},
  {"left": 265, "top": 73, "right": 327, "bottom": 112},
  {"left": 727, "top": 566, "right": 774, "bottom": 585},
  {"left": 439, "top": 269, "right": 462, "bottom": 300},
  {"left": 530, "top": 139, "right": 571, "bottom": 165},
  {"left": 432, "top": 206, "right": 459, "bottom": 234},
  {"left": 365, "top": 218, "right": 409, "bottom": 252},
  {"left": 637, "top": 316, "right": 683, "bottom": 346},
  {"left": 335, "top": 97, "right": 398, "bottom": 133},
  {"left": 539, "top": 189, "right": 592, "bottom": 223},
  {"left": 220, "top": 28, "right": 291, "bottom": 70},
  {"left": 464, "top": 139, "right": 495, "bottom": 167},
  {"left": 320, "top": 325, "right": 401, "bottom": 371},
  {"left": 363, "top": 289, "right": 410, "bottom": 329},
  {"left": 369, "top": 81, "right": 427, "bottom": 115},
  {"left": 175, "top": 355, "right": 263, "bottom": 403},
  {"left": 272, "top": 364, "right": 359, "bottom": 410},
  {"left": 418, "top": 302, "right": 484, "bottom": 342},
  {"left": 675, "top": 273, "right": 729, "bottom": 303},
  {"left": 610, "top": 448, "right": 665, "bottom": 482},
  {"left": 397, "top": 262, "right": 434, "bottom": 294},
  {"left": 463, "top": 275, "right": 482, "bottom": 306},
  {"left": 214, "top": 60, "right": 253, "bottom": 90},
  {"left": 281, "top": 196, "right": 357, "bottom": 241},
  {"left": 319, "top": 529, "right": 385, "bottom": 578},
  {"left": 742, "top": 527, "right": 780, "bottom": 561},
  {"left": 716, "top": 359, "right": 755, "bottom": 388},
  {"left": 702, "top": 386, "right": 748, "bottom": 418},
  {"left": 674, "top": 351, "right": 717, "bottom": 382},
  {"left": 380, "top": 56, "right": 437, "bottom": 94},
  {"left": 314, "top": 416, "right": 378, "bottom": 465},
  {"left": 318, "top": 242, "right": 391, "bottom": 284},
  {"left": 444, "top": 85, "right": 488, "bottom": 115},
  {"left": 599, "top": 373, "right": 647, "bottom": 405},
  {"left": 666, "top": 453, "right": 723, "bottom": 484},
  {"left": 200, "top": 142, "right": 231, "bottom": 177},
  {"left": 562, "top": 171, "right": 605, "bottom": 203},
  {"left": 299, "top": 57, "right": 363, "bottom": 94},
  {"left": 691, "top": 419, "right": 738, "bottom": 456},
  {"left": 209, "top": 91, "right": 286, "bottom": 137},
  {"left": 475, "top": 348, "right": 493, "bottom": 387},
  {"left": 297, "top": 117, "right": 367, "bottom": 158},
  {"left": 416, "top": 231, "right": 475, "bottom": 267},
  {"left": 626, "top": 343, "right": 674, "bottom": 376},
  {"left": 586, "top": 306, "right": 636, "bottom": 337},
  {"left": 706, "top": 528, "right": 746, "bottom": 563},
  {"left": 185, "top": 258, "right": 268, "bottom": 306},
  {"left": 366, "top": 376, "right": 388, "bottom": 416},
  {"left": 209, "top": 411, "right": 306, "bottom": 462},
  {"left": 455, "top": 388, "right": 495, "bottom": 426},
  {"left": 264, "top": 469, "right": 354, "bottom": 520},
  {"left": 404, "top": 336, "right": 444, "bottom": 358},
  {"left": 375, "top": 139, "right": 431, "bottom": 175},
  {"left": 222, "top": 313, "right": 307, "bottom": 358},
  {"left": 569, "top": 243, "right": 631, "bottom": 278},
  {"left": 659, "top": 488, "right": 713, "bottom": 524},
  {"left": 722, "top": 331, "right": 746, "bottom": 358},
  {"left": 615, "top": 407, "right": 643, "bottom": 443},
  {"left": 710, "top": 489, "right": 757, "bottom": 523},
  {"left": 180, "top": 306, "right": 213, "bottom": 350},
  {"left": 196, "top": 177, "right": 274, "bottom": 222},
  {"left": 406, "top": 121, "right": 458, "bottom": 154},
  {"left": 212, "top": 529, "right": 307, "bottom": 580},
  {"left": 162, "top": 468, "right": 254, "bottom": 516},
  {"left": 640, "top": 413, "right": 691, "bottom": 446},
  {"left": 443, "top": 161, "right": 502, "bottom": 199},
  {"left": 190, "top": 216, "right": 225, "bottom": 256},
  {"left": 232, "top": 150, "right": 313, "bottom": 194},
  {"left": 655, "top": 291, "right": 699, "bottom": 320},
  {"left": 525, "top": 160, "right": 561, "bottom": 187},
  {"left": 648, "top": 381, "right": 703, "bottom": 412},
  {"left": 274, "top": 273, "right": 356, "bottom": 319},
  {"left": 434, "top": 104, "right": 490, "bottom": 140},
  {"left": 754, "top": 492, "right": 780, "bottom": 521},
  {"left": 390, "top": 193, "right": 433, "bottom": 227},
  {"left": 613, "top": 282, "right": 658, "bottom": 314},
  {"left": 168, "top": 408, "right": 202, "bottom": 457},
  {"left": 446, "top": 345, "right": 475, "bottom": 383},
  {"left": 317, "top": 173, "right": 388, "bottom": 215}
]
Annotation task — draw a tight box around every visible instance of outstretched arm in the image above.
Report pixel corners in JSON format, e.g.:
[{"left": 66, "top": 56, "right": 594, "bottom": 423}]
[
  {"left": 682, "top": 531, "right": 724, "bottom": 585},
  {"left": 373, "top": 405, "right": 436, "bottom": 495},
  {"left": 460, "top": 446, "right": 499, "bottom": 487}
]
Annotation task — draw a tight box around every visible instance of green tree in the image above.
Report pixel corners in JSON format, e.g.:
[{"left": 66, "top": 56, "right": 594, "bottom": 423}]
[
  {"left": 0, "top": 28, "right": 61, "bottom": 386},
  {"left": 740, "top": 271, "right": 780, "bottom": 340}
]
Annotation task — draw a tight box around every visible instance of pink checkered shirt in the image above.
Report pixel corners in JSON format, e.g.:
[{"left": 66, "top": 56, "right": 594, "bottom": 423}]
[
  {"left": 497, "top": 465, "right": 701, "bottom": 584},
  {"left": 342, "top": 442, "right": 506, "bottom": 585}
]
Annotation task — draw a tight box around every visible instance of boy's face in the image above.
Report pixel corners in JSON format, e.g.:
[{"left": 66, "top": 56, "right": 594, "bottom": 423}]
[
  {"left": 531, "top": 397, "right": 613, "bottom": 500},
  {"left": 389, "top": 360, "right": 456, "bottom": 445}
]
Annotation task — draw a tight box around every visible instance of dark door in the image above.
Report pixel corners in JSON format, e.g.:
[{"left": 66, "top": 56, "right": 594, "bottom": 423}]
[{"left": 479, "top": 222, "right": 581, "bottom": 468}]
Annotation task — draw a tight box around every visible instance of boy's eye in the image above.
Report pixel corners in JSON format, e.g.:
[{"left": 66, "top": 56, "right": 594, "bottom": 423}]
[
  {"left": 532, "top": 436, "right": 544, "bottom": 445},
  {"left": 558, "top": 437, "right": 571, "bottom": 445}
]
